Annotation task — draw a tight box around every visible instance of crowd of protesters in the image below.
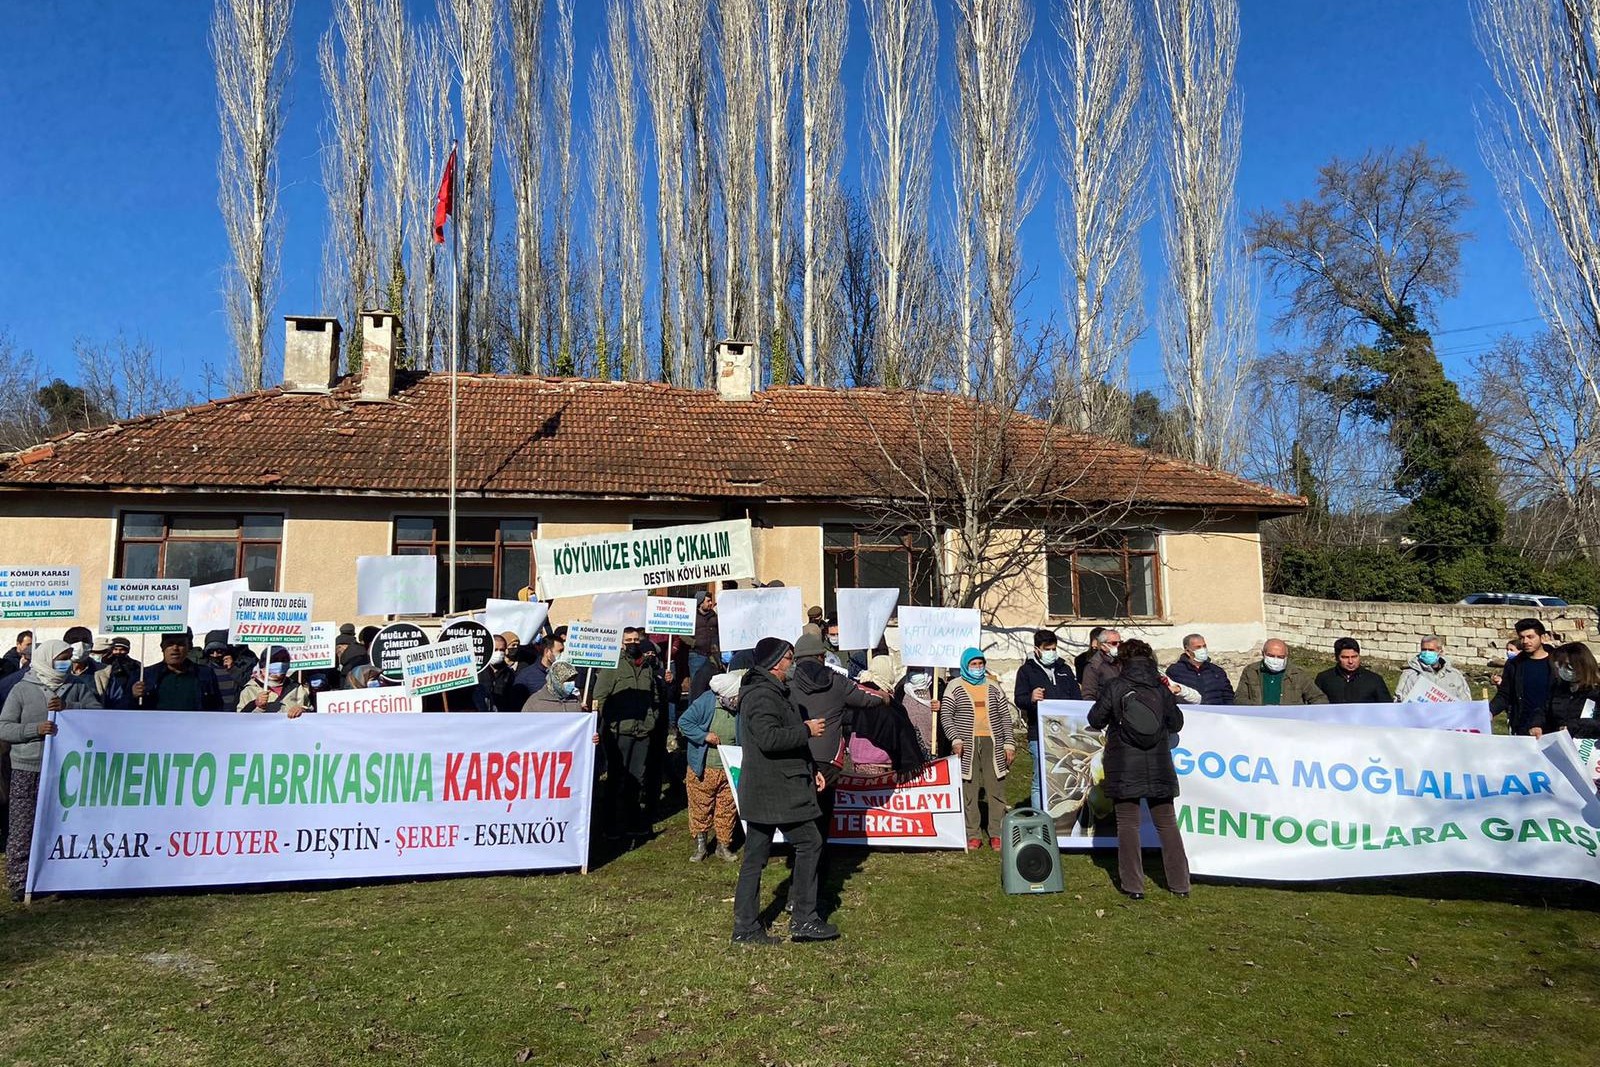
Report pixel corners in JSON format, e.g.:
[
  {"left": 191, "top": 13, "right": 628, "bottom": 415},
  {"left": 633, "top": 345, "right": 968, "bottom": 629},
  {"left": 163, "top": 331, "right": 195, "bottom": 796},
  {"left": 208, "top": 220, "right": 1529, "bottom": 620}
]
[{"left": 0, "top": 594, "right": 1595, "bottom": 931}]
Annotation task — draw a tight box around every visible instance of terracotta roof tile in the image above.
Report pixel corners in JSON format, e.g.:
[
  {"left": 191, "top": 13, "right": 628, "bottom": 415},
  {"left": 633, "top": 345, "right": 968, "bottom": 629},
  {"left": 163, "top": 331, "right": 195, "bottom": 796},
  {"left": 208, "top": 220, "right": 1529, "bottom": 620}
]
[{"left": 0, "top": 374, "right": 1304, "bottom": 512}]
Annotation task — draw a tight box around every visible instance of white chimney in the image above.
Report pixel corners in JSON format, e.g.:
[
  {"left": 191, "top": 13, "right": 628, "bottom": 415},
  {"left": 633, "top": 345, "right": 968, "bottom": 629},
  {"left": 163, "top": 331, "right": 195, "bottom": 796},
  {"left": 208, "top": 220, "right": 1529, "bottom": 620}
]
[
  {"left": 359, "top": 309, "right": 396, "bottom": 401},
  {"left": 716, "top": 339, "right": 755, "bottom": 402},
  {"left": 282, "top": 316, "right": 342, "bottom": 393}
]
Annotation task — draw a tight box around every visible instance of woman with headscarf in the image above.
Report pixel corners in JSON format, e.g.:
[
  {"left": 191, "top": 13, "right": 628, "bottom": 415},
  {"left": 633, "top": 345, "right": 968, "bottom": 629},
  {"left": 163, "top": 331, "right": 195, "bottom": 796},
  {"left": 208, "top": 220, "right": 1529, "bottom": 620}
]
[
  {"left": 677, "top": 669, "right": 745, "bottom": 862},
  {"left": 237, "top": 646, "right": 311, "bottom": 717},
  {"left": 939, "top": 648, "right": 1016, "bottom": 851},
  {"left": 0, "top": 639, "right": 98, "bottom": 900}
]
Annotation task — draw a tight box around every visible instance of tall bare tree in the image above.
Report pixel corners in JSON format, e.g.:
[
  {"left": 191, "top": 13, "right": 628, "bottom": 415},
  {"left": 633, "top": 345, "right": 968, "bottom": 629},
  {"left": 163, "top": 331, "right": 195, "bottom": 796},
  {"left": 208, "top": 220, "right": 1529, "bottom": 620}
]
[
  {"left": 1149, "top": 0, "right": 1251, "bottom": 469},
  {"left": 409, "top": 27, "right": 453, "bottom": 370},
  {"left": 688, "top": 21, "right": 717, "bottom": 385},
  {"left": 440, "top": 0, "right": 500, "bottom": 372},
  {"left": 951, "top": 93, "right": 982, "bottom": 395},
  {"left": 551, "top": 0, "right": 578, "bottom": 374},
  {"left": 1475, "top": 0, "right": 1600, "bottom": 414},
  {"left": 800, "top": 0, "right": 848, "bottom": 384},
  {"left": 762, "top": 0, "right": 800, "bottom": 384},
  {"left": 504, "top": 0, "right": 546, "bottom": 373},
  {"left": 954, "top": 0, "right": 1037, "bottom": 388},
  {"left": 1051, "top": 0, "right": 1149, "bottom": 431},
  {"left": 606, "top": 0, "right": 647, "bottom": 380},
  {"left": 374, "top": 0, "right": 414, "bottom": 360},
  {"left": 588, "top": 43, "right": 620, "bottom": 379},
  {"left": 717, "top": 0, "right": 763, "bottom": 347},
  {"left": 211, "top": 0, "right": 293, "bottom": 391},
  {"left": 863, "top": 0, "right": 937, "bottom": 390},
  {"left": 320, "top": 0, "right": 379, "bottom": 368}
]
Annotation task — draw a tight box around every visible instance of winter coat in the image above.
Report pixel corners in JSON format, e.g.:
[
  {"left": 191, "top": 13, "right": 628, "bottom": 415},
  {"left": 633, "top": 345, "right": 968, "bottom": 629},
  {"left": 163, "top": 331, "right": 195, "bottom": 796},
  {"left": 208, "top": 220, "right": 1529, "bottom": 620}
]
[
  {"left": 1235, "top": 662, "right": 1327, "bottom": 706},
  {"left": 939, "top": 678, "right": 1015, "bottom": 782},
  {"left": 1080, "top": 652, "right": 1123, "bottom": 701},
  {"left": 1165, "top": 658, "right": 1235, "bottom": 705},
  {"left": 1314, "top": 666, "right": 1393, "bottom": 704},
  {"left": 1, "top": 673, "right": 101, "bottom": 773},
  {"left": 511, "top": 661, "right": 550, "bottom": 709},
  {"left": 592, "top": 656, "right": 664, "bottom": 739},
  {"left": 61, "top": 661, "right": 103, "bottom": 710},
  {"left": 789, "top": 659, "right": 888, "bottom": 778},
  {"left": 0, "top": 648, "right": 26, "bottom": 678},
  {"left": 237, "top": 679, "right": 314, "bottom": 714},
  {"left": 692, "top": 602, "right": 720, "bottom": 656},
  {"left": 1545, "top": 682, "right": 1600, "bottom": 739},
  {"left": 734, "top": 666, "right": 821, "bottom": 825},
  {"left": 1013, "top": 656, "right": 1082, "bottom": 741},
  {"left": 94, "top": 657, "right": 144, "bottom": 710},
  {"left": 678, "top": 689, "right": 740, "bottom": 776},
  {"left": 139, "top": 660, "right": 224, "bottom": 711},
  {"left": 483, "top": 663, "right": 520, "bottom": 712},
  {"left": 1086, "top": 660, "right": 1183, "bottom": 801},
  {"left": 1491, "top": 654, "right": 1556, "bottom": 735},
  {"left": 1394, "top": 656, "right": 1473, "bottom": 703},
  {"left": 521, "top": 688, "right": 583, "bottom": 714},
  {"left": 849, "top": 701, "right": 927, "bottom": 774}
]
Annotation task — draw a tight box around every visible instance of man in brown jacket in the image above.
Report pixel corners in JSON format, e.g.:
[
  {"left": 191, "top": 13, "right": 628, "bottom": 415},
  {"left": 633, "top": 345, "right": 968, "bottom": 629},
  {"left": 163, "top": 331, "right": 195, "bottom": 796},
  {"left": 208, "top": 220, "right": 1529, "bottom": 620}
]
[{"left": 1234, "top": 638, "right": 1327, "bottom": 706}]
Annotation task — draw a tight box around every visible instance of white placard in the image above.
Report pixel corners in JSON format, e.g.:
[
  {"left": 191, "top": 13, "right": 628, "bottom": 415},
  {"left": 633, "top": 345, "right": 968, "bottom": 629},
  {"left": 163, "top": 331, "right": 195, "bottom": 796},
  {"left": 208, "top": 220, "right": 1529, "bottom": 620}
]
[
  {"left": 356, "top": 555, "right": 438, "bottom": 616},
  {"left": 566, "top": 622, "right": 624, "bottom": 669},
  {"left": 484, "top": 598, "right": 549, "bottom": 643},
  {"left": 533, "top": 519, "right": 755, "bottom": 599},
  {"left": 716, "top": 587, "right": 805, "bottom": 652},
  {"left": 645, "top": 595, "right": 696, "bottom": 637},
  {"left": 288, "top": 622, "right": 339, "bottom": 670},
  {"left": 0, "top": 566, "right": 80, "bottom": 619},
  {"left": 399, "top": 637, "right": 479, "bottom": 696},
  {"left": 317, "top": 689, "right": 424, "bottom": 715},
  {"left": 897, "top": 606, "right": 981, "bottom": 669},
  {"left": 229, "top": 591, "right": 313, "bottom": 646},
  {"left": 835, "top": 588, "right": 900, "bottom": 651},
  {"left": 189, "top": 578, "right": 250, "bottom": 633},
  {"left": 100, "top": 578, "right": 190, "bottom": 634},
  {"left": 591, "top": 589, "right": 648, "bottom": 629}
]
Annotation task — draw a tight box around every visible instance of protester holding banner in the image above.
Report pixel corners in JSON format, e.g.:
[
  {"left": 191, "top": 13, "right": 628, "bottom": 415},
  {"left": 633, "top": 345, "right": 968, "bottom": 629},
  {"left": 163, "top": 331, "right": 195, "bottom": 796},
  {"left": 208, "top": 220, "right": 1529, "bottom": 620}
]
[
  {"left": 203, "top": 631, "right": 243, "bottom": 711},
  {"left": 731, "top": 638, "right": 834, "bottom": 945},
  {"left": 1315, "top": 638, "right": 1393, "bottom": 704},
  {"left": 1394, "top": 636, "right": 1473, "bottom": 703},
  {"left": 678, "top": 670, "right": 744, "bottom": 863},
  {"left": 1165, "top": 634, "right": 1236, "bottom": 705},
  {"left": 1543, "top": 642, "right": 1600, "bottom": 739},
  {"left": 93, "top": 636, "right": 142, "bottom": 709},
  {"left": 135, "top": 632, "right": 223, "bottom": 711},
  {"left": 1086, "top": 638, "right": 1190, "bottom": 900},
  {"left": 237, "top": 648, "right": 311, "bottom": 717},
  {"left": 481, "top": 633, "right": 520, "bottom": 712},
  {"left": 1014, "top": 629, "right": 1082, "bottom": 810},
  {"left": 942, "top": 648, "right": 1017, "bottom": 851},
  {"left": 1235, "top": 639, "right": 1327, "bottom": 706},
  {"left": 0, "top": 638, "right": 72, "bottom": 900},
  {"left": 1493, "top": 619, "right": 1556, "bottom": 735},
  {"left": 790, "top": 633, "right": 892, "bottom": 854},
  {"left": 594, "top": 627, "right": 667, "bottom": 840}
]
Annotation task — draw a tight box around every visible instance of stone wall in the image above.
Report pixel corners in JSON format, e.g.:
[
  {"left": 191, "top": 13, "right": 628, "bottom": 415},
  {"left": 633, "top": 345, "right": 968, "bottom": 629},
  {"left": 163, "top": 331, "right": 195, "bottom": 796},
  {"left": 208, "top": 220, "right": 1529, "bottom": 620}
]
[{"left": 1263, "top": 593, "right": 1600, "bottom": 662}]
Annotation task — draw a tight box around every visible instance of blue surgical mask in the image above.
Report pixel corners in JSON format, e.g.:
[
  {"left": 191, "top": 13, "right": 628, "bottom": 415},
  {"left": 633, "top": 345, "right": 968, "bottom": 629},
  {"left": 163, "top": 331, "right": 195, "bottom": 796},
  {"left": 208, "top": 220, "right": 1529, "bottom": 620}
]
[
  {"left": 1418, "top": 650, "right": 1441, "bottom": 667},
  {"left": 309, "top": 676, "right": 327, "bottom": 689},
  {"left": 1038, "top": 650, "right": 1059, "bottom": 666},
  {"left": 52, "top": 658, "right": 73, "bottom": 673},
  {"left": 560, "top": 681, "right": 578, "bottom": 697},
  {"left": 961, "top": 663, "right": 987, "bottom": 685},
  {"left": 367, "top": 679, "right": 385, "bottom": 689},
  {"left": 720, "top": 651, "right": 734, "bottom": 665}
]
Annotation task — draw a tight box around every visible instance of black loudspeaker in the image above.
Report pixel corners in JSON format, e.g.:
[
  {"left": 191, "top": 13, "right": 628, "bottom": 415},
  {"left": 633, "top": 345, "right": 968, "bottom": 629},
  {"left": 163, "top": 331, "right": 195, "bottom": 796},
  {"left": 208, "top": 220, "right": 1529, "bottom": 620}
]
[{"left": 1000, "top": 806, "right": 1064, "bottom": 894}]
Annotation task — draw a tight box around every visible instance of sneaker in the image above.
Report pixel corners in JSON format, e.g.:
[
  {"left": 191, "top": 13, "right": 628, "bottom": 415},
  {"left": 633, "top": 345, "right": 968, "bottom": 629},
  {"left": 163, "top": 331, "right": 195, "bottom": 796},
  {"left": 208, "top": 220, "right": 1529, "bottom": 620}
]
[
  {"left": 988, "top": 837, "right": 1002, "bottom": 851},
  {"left": 789, "top": 919, "right": 841, "bottom": 942},
  {"left": 967, "top": 838, "right": 984, "bottom": 851},
  {"left": 731, "top": 928, "right": 781, "bottom": 946}
]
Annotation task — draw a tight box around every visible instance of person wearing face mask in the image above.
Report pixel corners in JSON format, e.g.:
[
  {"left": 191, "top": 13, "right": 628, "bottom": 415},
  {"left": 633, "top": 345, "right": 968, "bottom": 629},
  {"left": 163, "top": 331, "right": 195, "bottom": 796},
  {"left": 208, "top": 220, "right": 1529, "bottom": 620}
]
[
  {"left": 1235, "top": 638, "right": 1327, "bottom": 706},
  {"left": 521, "top": 659, "right": 582, "bottom": 712},
  {"left": 1165, "top": 634, "right": 1235, "bottom": 705},
  {"left": 302, "top": 667, "right": 343, "bottom": 707},
  {"left": 59, "top": 626, "right": 103, "bottom": 709},
  {"left": 480, "top": 633, "right": 520, "bottom": 711},
  {"left": 1080, "top": 628, "right": 1124, "bottom": 701},
  {"left": 1, "top": 638, "right": 91, "bottom": 900},
  {"left": 1541, "top": 642, "right": 1600, "bottom": 742},
  {"left": 894, "top": 668, "right": 939, "bottom": 754},
  {"left": 349, "top": 664, "right": 389, "bottom": 690},
  {"left": 93, "top": 636, "right": 144, "bottom": 710},
  {"left": 677, "top": 669, "right": 746, "bottom": 863},
  {"left": 1314, "top": 638, "right": 1392, "bottom": 704},
  {"left": 941, "top": 648, "right": 1017, "bottom": 851},
  {"left": 1013, "top": 629, "right": 1082, "bottom": 810},
  {"left": 135, "top": 631, "right": 224, "bottom": 711},
  {"left": 593, "top": 626, "right": 666, "bottom": 840},
  {"left": 1394, "top": 636, "right": 1472, "bottom": 703},
  {"left": 237, "top": 647, "right": 311, "bottom": 718}
]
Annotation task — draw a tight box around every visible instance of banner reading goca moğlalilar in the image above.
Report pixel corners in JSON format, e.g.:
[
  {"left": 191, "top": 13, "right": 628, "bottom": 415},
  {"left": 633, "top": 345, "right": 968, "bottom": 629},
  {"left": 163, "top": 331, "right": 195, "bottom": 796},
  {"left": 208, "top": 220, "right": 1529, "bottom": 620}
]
[{"left": 27, "top": 711, "right": 595, "bottom": 893}]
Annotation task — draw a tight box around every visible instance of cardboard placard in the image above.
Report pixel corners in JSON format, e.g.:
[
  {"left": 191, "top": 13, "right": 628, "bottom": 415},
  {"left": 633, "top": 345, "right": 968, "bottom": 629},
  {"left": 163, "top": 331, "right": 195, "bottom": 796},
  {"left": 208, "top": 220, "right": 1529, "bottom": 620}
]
[
  {"left": 399, "top": 637, "right": 480, "bottom": 697},
  {"left": 228, "top": 592, "right": 313, "bottom": 646},
  {"left": 100, "top": 579, "right": 190, "bottom": 634},
  {"left": 835, "top": 587, "right": 899, "bottom": 652},
  {"left": 566, "top": 622, "right": 624, "bottom": 670},
  {"left": 645, "top": 595, "right": 696, "bottom": 637},
  {"left": 716, "top": 587, "right": 805, "bottom": 652},
  {"left": 0, "top": 566, "right": 80, "bottom": 619},
  {"left": 370, "top": 623, "right": 429, "bottom": 681},
  {"left": 484, "top": 598, "right": 549, "bottom": 644},
  {"left": 897, "top": 606, "right": 981, "bottom": 669},
  {"left": 356, "top": 555, "right": 437, "bottom": 616}
]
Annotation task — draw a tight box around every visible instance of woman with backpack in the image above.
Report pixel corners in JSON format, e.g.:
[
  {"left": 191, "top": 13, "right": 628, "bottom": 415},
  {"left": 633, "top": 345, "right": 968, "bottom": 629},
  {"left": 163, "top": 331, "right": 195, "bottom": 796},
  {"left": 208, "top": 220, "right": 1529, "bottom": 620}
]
[{"left": 1086, "top": 638, "right": 1190, "bottom": 900}]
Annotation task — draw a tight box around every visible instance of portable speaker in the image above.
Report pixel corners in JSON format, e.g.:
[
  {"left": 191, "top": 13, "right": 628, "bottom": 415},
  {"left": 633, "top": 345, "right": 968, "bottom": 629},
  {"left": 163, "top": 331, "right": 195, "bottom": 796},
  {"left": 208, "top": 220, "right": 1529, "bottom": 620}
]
[{"left": 1000, "top": 806, "right": 1064, "bottom": 894}]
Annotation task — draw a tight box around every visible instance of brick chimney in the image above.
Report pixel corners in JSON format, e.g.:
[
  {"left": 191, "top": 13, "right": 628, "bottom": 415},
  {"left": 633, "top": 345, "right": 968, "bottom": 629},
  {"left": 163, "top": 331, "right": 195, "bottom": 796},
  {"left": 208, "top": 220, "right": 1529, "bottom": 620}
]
[
  {"left": 359, "top": 310, "right": 396, "bottom": 401},
  {"left": 282, "top": 316, "right": 342, "bottom": 393},
  {"left": 716, "top": 339, "right": 755, "bottom": 402}
]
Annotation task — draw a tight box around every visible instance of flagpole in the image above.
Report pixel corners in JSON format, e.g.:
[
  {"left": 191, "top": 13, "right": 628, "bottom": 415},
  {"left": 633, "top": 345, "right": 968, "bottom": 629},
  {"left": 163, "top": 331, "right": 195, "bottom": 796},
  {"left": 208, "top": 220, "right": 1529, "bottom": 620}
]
[{"left": 448, "top": 139, "right": 460, "bottom": 617}]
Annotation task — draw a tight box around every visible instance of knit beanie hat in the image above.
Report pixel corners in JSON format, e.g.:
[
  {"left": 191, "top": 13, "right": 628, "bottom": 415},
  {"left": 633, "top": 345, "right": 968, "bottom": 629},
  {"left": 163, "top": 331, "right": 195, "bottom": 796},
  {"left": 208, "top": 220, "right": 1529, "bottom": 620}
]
[{"left": 753, "top": 637, "right": 793, "bottom": 671}]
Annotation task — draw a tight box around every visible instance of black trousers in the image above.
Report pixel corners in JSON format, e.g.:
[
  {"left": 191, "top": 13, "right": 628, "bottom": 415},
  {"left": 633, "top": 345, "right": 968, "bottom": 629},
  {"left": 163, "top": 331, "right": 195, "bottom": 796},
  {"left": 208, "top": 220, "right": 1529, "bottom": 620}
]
[
  {"left": 734, "top": 819, "right": 823, "bottom": 934},
  {"left": 604, "top": 731, "right": 651, "bottom": 833}
]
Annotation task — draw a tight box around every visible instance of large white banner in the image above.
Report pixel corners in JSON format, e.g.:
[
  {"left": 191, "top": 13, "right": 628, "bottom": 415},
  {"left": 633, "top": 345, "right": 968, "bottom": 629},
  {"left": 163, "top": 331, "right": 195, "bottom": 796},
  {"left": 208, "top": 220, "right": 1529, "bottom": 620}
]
[
  {"left": 721, "top": 748, "right": 967, "bottom": 849},
  {"left": 835, "top": 588, "right": 899, "bottom": 652},
  {"left": 28, "top": 711, "right": 596, "bottom": 893},
  {"left": 716, "top": 587, "right": 804, "bottom": 651},
  {"left": 534, "top": 519, "right": 755, "bottom": 600},
  {"left": 356, "top": 555, "right": 437, "bottom": 616},
  {"left": 897, "top": 606, "right": 981, "bottom": 669},
  {"left": 1211, "top": 699, "right": 1491, "bottom": 734}
]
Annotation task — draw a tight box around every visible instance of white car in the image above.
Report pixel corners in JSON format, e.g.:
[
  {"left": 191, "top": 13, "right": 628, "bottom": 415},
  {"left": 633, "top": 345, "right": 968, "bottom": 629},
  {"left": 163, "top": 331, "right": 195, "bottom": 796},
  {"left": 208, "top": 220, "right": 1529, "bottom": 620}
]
[{"left": 1458, "top": 592, "right": 1569, "bottom": 608}]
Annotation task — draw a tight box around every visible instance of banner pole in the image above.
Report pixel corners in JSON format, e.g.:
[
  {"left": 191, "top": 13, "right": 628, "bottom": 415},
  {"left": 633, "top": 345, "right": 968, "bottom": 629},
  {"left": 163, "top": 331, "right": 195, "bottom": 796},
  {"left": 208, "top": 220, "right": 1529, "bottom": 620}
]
[{"left": 447, "top": 138, "right": 460, "bottom": 618}]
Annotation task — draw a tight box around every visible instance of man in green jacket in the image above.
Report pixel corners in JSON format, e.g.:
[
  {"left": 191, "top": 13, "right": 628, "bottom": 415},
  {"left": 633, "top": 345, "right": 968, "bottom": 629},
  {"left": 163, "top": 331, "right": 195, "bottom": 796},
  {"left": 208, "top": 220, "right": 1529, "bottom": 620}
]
[
  {"left": 592, "top": 627, "right": 665, "bottom": 839},
  {"left": 1234, "top": 638, "right": 1328, "bottom": 706}
]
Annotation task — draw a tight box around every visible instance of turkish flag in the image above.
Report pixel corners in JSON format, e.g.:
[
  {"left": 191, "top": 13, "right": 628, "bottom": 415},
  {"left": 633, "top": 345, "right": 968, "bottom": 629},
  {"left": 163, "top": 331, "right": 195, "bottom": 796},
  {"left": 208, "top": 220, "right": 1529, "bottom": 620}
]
[{"left": 432, "top": 147, "right": 456, "bottom": 245}]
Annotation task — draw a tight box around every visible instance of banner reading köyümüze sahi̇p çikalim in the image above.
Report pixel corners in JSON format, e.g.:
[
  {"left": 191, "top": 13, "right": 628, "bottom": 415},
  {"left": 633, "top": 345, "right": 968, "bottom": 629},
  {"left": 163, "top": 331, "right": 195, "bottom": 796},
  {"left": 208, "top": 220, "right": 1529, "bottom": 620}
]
[
  {"left": 533, "top": 519, "right": 755, "bottom": 600},
  {"left": 26, "top": 711, "right": 596, "bottom": 893}
]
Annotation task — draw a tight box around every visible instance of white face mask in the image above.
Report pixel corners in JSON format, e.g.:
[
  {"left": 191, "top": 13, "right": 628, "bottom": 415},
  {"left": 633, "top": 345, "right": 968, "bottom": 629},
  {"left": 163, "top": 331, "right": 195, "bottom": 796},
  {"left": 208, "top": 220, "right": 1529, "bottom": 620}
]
[
  {"left": 1038, "top": 649, "right": 1058, "bottom": 666},
  {"left": 1191, "top": 647, "right": 1210, "bottom": 664},
  {"left": 1262, "top": 655, "right": 1287, "bottom": 673},
  {"left": 489, "top": 650, "right": 506, "bottom": 666},
  {"left": 907, "top": 672, "right": 931, "bottom": 689},
  {"left": 72, "top": 641, "right": 92, "bottom": 662},
  {"left": 1103, "top": 645, "right": 1119, "bottom": 660}
]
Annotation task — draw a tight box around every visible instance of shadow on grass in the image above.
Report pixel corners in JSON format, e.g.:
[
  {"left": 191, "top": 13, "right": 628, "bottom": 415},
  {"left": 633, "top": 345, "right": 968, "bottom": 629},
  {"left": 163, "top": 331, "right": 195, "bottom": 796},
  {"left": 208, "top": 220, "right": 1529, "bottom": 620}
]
[{"left": 1196, "top": 870, "right": 1600, "bottom": 911}]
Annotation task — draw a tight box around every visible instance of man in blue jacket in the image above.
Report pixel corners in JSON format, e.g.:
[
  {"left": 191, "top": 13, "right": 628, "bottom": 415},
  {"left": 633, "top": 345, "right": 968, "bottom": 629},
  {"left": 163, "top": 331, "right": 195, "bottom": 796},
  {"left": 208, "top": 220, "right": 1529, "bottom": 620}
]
[
  {"left": 134, "top": 631, "right": 223, "bottom": 711},
  {"left": 1165, "top": 633, "right": 1236, "bottom": 705}
]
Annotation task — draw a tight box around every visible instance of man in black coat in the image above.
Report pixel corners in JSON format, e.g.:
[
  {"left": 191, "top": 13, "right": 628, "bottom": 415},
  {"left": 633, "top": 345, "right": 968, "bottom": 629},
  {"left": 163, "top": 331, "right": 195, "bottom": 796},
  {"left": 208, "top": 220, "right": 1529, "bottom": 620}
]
[
  {"left": 1013, "top": 629, "right": 1081, "bottom": 810},
  {"left": 1492, "top": 618, "right": 1556, "bottom": 735},
  {"left": 1314, "top": 637, "right": 1392, "bottom": 704},
  {"left": 731, "top": 638, "right": 832, "bottom": 945}
]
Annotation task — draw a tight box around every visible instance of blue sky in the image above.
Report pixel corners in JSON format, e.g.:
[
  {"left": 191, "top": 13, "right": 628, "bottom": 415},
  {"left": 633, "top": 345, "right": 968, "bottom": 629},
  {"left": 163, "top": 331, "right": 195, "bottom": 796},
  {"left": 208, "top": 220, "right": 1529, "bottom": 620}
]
[{"left": 0, "top": 1, "right": 1540, "bottom": 397}]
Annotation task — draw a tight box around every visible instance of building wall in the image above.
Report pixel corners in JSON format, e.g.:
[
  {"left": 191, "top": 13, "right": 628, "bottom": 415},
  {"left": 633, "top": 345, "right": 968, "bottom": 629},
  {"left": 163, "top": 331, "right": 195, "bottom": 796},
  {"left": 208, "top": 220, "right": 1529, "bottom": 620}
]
[{"left": 1264, "top": 593, "right": 1599, "bottom": 663}]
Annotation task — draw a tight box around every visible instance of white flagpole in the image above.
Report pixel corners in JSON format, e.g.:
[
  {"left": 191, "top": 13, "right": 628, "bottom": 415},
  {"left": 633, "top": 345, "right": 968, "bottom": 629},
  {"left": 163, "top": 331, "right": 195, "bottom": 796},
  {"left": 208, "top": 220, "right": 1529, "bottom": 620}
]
[{"left": 448, "top": 140, "right": 460, "bottom": 617}]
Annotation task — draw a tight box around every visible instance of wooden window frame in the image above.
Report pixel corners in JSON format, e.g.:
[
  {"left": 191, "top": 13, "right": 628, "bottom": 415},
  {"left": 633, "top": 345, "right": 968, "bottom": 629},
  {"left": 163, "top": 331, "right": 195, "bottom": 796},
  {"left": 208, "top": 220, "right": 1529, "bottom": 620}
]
[
  {"left": 821, "top": 524, "right": 938, "bottom": 615},
  {"left": 116, "top": 511, "right": 283, "bottom": 590},
  {"left": 393, "top": 515, "right": 535, "bottom": 615},
  {"left": 1046, "top": 531, "right": 1162, "bottom": 620}
]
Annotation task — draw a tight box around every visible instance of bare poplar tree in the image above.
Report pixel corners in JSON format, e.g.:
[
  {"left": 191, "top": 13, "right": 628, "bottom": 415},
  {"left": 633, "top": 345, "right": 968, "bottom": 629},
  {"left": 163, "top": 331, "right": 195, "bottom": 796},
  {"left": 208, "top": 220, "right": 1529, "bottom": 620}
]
[
  {"left": 864, "top": 0, "right": 937, "bottom": 389},
  {"left": 606, "top": 0, "right": 647, "bottom": 380},
  {"left": 320, "top": 0, "right": 379, "bottom": 367},
  {"left": 1475, "top": 0, "right": 1600, "bottom": 413},
  {"left": 211, "top": 0, "right": 293, "bottom": 391},
  {"left": 409, "top": 27, "right": 453, "bottom": 370},
  {"left": 374, "top": 0, "right": 414, "bottom": 360},
  {"left": 587, "top": 34, "right": 621, "bottom": 378},
  {"left": 954, "top": 0, "right": 1037, "bottom": 388},
  {"left": 503, "top": 0, "right": 545, "bottom": 373},
  {"left": 551, "top": 0, "right": 578, "bottom": 374},
  {"left": 717, "top": 0, "right": 763, "bottom": 347},
  {"left": 799, "top": 0, "right": 848, "bottom": 385},
  {"left": 688, "top": 23, "right": 717, "bottom": 385},
  {"left": 440, "top": 0, "right": 500, "bottom": 372},
  {"left": 1149, "top": 0, "right": 1251, "bottom": 469},
  {"left": 1051, "top": 0, "right": 1149, "bottom": 431},
  {"left": 951, "top": 96, "right": 982, "bottom": 395},
  {"left": 763, "top": 0, "right": 800, "bottom": 384}
]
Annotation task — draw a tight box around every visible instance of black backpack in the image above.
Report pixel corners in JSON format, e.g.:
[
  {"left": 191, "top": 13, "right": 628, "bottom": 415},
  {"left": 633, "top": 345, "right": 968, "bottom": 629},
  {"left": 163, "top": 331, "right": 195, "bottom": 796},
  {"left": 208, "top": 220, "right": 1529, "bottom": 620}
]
[{"left": 1117, "top": 684, "right": 1167, "bottom": 750}]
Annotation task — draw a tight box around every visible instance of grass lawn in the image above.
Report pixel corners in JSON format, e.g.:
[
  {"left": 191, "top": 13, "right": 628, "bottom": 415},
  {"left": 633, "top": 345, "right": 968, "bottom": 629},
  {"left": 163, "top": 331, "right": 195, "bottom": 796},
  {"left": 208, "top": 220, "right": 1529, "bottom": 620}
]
[{"left": 2, "top": 753, "right": 1596, "bottom": 1067}]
